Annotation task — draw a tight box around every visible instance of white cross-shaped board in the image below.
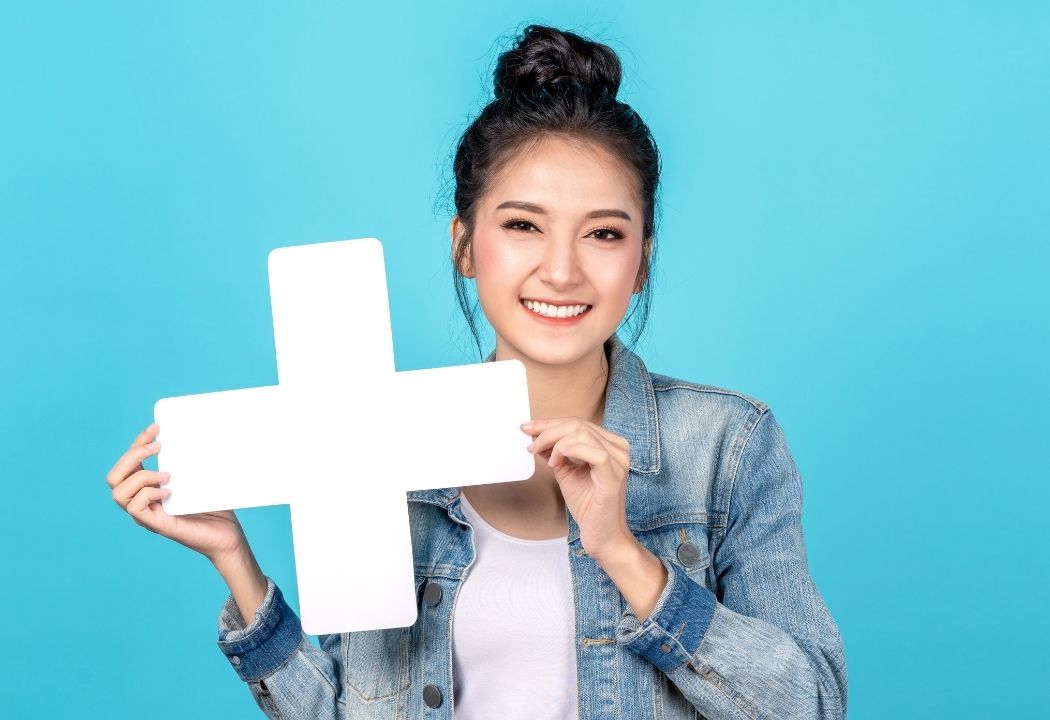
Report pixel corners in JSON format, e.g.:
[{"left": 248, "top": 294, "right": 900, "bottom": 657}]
[{"left": 153, "top": 238, "right": 533, "bottom": 634}]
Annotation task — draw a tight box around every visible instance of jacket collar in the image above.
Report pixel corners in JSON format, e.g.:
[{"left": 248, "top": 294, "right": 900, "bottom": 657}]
[{"left": 408, "top": 333, "right": 660, "bottom": 509}]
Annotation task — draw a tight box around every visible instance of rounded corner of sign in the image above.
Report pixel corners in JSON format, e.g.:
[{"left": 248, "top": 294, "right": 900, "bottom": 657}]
[
  {"left": 514, "top": 454, "right": 536, "bottom": 481},
  {"left": 355, "top": 237, "right": 383, "bottom": 256},
  {"left": 497, "top": 357, "right": 527, "bottom": 375},
  {"left": 398, "top": 606, "right": 420, "bottom": 629},
  {"left": 266, "top": 245, "right": 287, "bottom": 269},
  {"left": 509, "top": 359, "right": 530, "bottom": 388}
]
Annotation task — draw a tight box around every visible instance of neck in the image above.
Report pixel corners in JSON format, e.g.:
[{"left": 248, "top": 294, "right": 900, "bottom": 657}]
[
  {"left": 469, "top": 336, "right": 610, "bottom": 515},
  {"left": 495, "top": 338, "right": 610, "bottom": 426}
]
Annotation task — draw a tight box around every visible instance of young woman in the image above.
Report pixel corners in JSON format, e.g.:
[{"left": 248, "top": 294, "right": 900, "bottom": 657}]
[{"left": 107, "top": 24, "right": 846, "bottom": 720}]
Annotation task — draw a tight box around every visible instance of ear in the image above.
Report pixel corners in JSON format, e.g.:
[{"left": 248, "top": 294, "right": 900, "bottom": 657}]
[
  {"left": 633, "top": 236, "right": 651, "bottom": 293},
  {"left": 450, "top": 216, "right": 475, "bottom": 278}
]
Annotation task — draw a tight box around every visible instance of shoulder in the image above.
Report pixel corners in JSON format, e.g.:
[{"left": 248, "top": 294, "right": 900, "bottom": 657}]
[
  {"left": 620, "top": 362, "right": 775, "bottom": 522},
  {"left": 642, "top": 369, "right": 797, "bottom": 522},
  {"left": 646, "top": 366, "right": 769, "bottom": 456},
  {"left": 647, "top": 370, "right": 769, "bottom": 435},
  {"left": 649, "top": 371, "right": 768, "bottom": 414}
]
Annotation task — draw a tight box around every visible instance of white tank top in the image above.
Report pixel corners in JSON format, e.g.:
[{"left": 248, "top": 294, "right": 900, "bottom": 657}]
[{"left": 452, "top": 492, "right": 579, "bottom": 719}]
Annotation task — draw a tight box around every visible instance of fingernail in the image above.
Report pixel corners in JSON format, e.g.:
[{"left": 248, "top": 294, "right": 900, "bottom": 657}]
[
  {"left": 159, "top": 473, "right": 170, "bottom": 482},
  {"left": 526, "top": 442, "right": 535, "bottom": 452}
]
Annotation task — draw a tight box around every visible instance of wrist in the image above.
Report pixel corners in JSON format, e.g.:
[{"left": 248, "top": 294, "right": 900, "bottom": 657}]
[
  {"left": 591, "top": 535, "right": 644, "bottom": 571},
  {"left": 210, "top": 543, "right": 260, "bottom": 581},
  {"left": 594, "top": 539, "right": 668, "bottom": 622},
  {"left": 211, "top": 544, "right": 268, "bottom": 627}
]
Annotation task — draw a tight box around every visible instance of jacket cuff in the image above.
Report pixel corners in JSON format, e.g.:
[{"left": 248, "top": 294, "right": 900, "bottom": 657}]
[
  {"left": 216, "top": 576, "right": 303, "bottom": 682},
  {"left": 615, "top": 557, "right": 717, "bottom": 672}
]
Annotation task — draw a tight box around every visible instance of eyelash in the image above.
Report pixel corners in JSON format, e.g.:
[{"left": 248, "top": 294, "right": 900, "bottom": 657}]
[{"left": 501, "top": 217, "right": 624, "bottom": 241}]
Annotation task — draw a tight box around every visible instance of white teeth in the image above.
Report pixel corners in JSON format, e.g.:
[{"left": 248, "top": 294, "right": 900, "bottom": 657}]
[{"left": 522, "top": 299, "right": 590, "bottom": 319}]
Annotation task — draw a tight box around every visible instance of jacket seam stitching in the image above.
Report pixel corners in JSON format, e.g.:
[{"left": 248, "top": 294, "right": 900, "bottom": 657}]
[
  {"left": 795, "top": 637, "right": 844, "bottom": 717},
  {"left": 651, "top": 382, "right": 768, "bottom": 413},
  {"left": 295, "top": 646, "right": 347, "bottom": 707},
  {"left": 639, "top": 361, "right": 661, "bottom": 475},
  {"left": 256, "top": 640, "right": 306, "bottom": 680},
  {"left": 689, "top": 660, "right": 761, "bottom": 719},
  {"left": 723, "top": 409, "right": 770, "bottom": 532},
  {"left": 219, "top": 585, "right": 281, "bottom": 646}
]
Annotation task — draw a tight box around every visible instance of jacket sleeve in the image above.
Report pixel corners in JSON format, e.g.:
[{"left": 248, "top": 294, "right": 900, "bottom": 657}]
[
  {"left": 217, "top": 576, "right": 345, "bottom": 719},
  {"left": 615, "top": 409, "right": 848, "bottom": 719}
]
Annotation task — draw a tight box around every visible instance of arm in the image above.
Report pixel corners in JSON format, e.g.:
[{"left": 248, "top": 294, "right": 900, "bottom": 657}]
[
  {"left": 614, "top": 409, "right": 848, "bottom": 719},
  {"left": 213, "top": 547, "right": 346, "bottom": 719}
]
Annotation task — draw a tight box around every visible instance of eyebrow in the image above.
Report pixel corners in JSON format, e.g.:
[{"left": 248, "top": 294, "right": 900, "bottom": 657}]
[{"left": 494, "top": 200, "right": 632, "bottom": 222}]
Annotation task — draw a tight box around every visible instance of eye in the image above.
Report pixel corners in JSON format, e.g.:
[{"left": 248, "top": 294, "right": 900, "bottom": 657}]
[
  {"left": 501, "top": 217, "right": 539, "bottom": 232},
  {"left": 589, "top": 227, "right": 624, "bottom": 241},
  {"left": 500, "top": 218, "right": 623, "bottom": 241}
]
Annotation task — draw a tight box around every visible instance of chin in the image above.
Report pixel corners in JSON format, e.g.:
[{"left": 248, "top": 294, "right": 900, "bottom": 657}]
[{"left": 507, "top": 331, "right": 606, "bottom": 367}]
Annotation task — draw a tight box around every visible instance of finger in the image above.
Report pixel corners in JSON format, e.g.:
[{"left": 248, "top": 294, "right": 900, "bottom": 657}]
[
  {"left": 530, "top": 425, "right": 616, "bottom": 465},
  {"left": 584, "top": 427, "right": 630, "bottom": 469},
  {"left": 554, "top": 421, "right": 629, "bottom": 469},
  {"left": 113, "top": 469, "right": 170, "bottom": 510},
  {"left": 527, "top": 420, "right": 590, "bottom": 454},
  {"left": 113, "top": 421, "right": 159, "bottom": 477},
  {"left": 547, "top": 431, "right": 603, "bottom": 463},
  {"left": 128, "top": 422, "right": 160, "bottom": 451},
  {"left": 549, "top": 438, "right": 609, "bottom": 470},
  {"left": 106, "top": 437, "right": 162, "bottom": 489},
  {"left": 523, "top": 418, "right": 629, "bottom": 465},
  {"left": 520, "top": 416, "right": 582, "bottom": 438},
  {"left": 549, "top": 431, "right": 628, "bottom": 480},
  {"left": 537, "top": 419, "right": 627, "bottom": 460},
  {"left": 126, "top": 484, "right": 171, "bottom": 520}
]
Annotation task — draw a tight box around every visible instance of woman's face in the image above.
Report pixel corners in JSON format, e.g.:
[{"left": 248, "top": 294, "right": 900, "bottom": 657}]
[{"left": 453, "top": 134, "right": 648, "bottom": 367}]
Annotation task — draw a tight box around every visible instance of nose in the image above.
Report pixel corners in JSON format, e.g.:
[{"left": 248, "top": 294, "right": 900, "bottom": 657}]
[{"left": 537, "top": 235, "right": 581, "bottom": 290}]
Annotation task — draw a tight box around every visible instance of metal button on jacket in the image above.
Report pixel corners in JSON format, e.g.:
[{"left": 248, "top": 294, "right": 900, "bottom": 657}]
[
  {"left": 422, "top": 684, "right": 443, "bottom": 708},
  {"left": 677, "top": 541, "right": 700, "bottom": 567},
  {"left": 230, "top": 655, "right": 240, "bottom": 666},
  {"left": 422, "top": 581, "right": 443, "bottom": 607}
]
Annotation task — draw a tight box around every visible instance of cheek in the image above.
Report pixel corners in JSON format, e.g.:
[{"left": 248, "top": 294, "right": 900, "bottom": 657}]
[
  {"left": 469, "top": 231, "right": 500, "bottom": 275},
  {"left": 470, "top": 233, "right": 506, "bottom": 310},
  {"left": 471, "top": 232, "right": 528, "bottom": 287},
  {"left": 595, "top": 245, "right": 644, "bottom": 298}
]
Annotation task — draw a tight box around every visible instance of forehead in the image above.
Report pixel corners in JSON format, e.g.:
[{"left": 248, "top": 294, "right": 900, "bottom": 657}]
[{"left": 482, "top": 134, "right": 641, "bottom": 217}]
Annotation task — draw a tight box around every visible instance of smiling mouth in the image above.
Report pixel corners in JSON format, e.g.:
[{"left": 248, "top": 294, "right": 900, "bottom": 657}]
[{"left": 520, "top": 298, "right": 592, "bottom": 319}]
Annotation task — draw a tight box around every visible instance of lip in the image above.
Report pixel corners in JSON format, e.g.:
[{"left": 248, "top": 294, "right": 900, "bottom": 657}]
[
  {"left": 520, "top": 296, "right": 591, "bottom": 307},
  {"left": 519, "top": 298, "right": 592, "bottom": 325}
]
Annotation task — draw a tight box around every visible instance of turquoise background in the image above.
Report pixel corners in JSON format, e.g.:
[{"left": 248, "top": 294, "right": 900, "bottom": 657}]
[{"left": 2, "top": 1, "right": 1047, "bottom": 717}]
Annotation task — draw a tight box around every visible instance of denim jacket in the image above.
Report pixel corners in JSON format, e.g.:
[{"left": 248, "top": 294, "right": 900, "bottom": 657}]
[{"left": 216, "top": 334, "right": 847, "bottom": 719}]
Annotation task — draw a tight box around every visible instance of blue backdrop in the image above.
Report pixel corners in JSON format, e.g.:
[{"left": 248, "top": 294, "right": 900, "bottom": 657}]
[{"left": 2, "top": 2, "right": 1046, "bottom": 717}]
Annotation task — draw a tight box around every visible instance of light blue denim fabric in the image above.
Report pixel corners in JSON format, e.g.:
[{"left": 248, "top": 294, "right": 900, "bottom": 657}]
[{"left": 216, "top": 334, "right": 847, "bottom": 719}]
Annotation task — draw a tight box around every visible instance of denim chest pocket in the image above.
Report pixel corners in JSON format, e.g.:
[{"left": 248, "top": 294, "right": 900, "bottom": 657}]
[
  {"left": 342, "top": 624, "right": 412, "bottom": 702},
  {"left": 636, "top": 521, "right": 712, "bottom": 589}
]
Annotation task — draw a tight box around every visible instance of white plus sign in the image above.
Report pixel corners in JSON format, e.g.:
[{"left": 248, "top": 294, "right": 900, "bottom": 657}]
[{"left": 153, "top": 238, "right": 532, "bottom": 634}]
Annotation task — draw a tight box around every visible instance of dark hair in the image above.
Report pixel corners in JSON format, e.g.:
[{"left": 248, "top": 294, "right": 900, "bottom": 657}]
[{"left": 448, "top": 24, "right": 661, "bottom": 360}]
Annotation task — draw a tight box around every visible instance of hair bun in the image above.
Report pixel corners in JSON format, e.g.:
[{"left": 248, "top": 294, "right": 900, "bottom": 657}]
[{"left": 493, "top": 24, "right": 622, "bottom": 100}]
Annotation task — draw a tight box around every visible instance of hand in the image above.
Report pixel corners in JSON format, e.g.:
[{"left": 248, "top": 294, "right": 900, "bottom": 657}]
[
  {"left": 107, "top": 421, "right": 247, "bottom": 563},
  {"left": 521, "top": 417, "right": 635, "bottom": 563}
]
